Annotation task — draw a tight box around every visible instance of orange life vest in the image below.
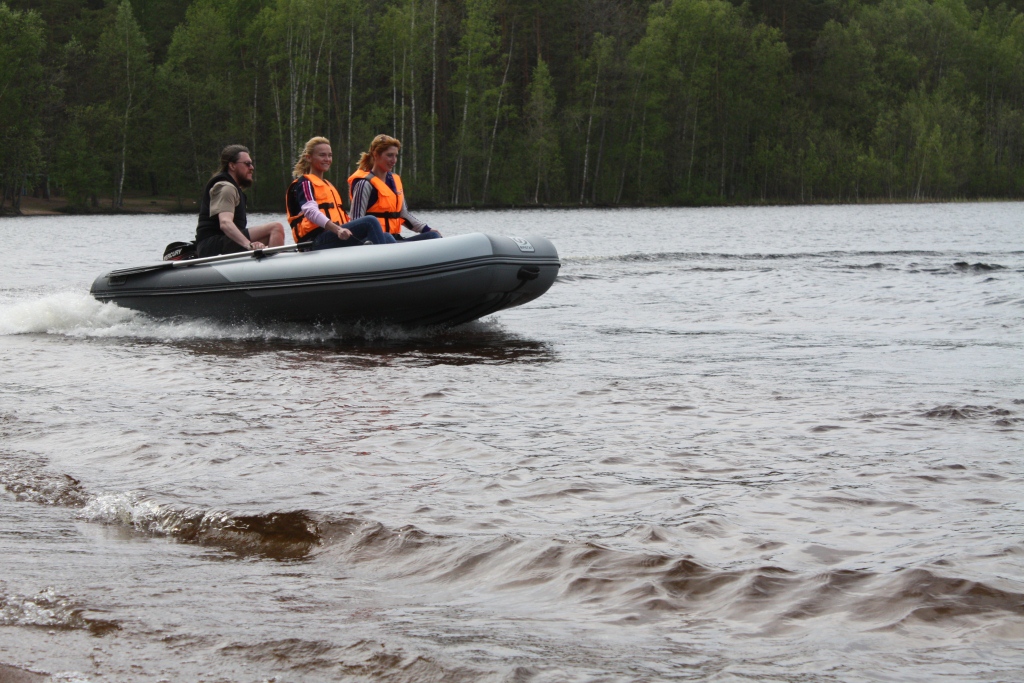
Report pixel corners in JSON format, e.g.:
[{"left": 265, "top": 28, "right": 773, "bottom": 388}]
[
  {"left": 347, "top": 169, "right": 405, "bottom": 234},
  {"left": 285, "top": 174, "right": 349, "bottom": 243}
]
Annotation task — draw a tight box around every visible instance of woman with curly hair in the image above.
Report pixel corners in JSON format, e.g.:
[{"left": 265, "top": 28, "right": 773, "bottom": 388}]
[{"left": 285, "top": 136, "right": 395, "bottom": 250}]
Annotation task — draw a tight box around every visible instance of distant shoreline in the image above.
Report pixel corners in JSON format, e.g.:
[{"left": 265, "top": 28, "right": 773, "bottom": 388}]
[
  {"left": 2, "top": 194, "right": 197, "bottom": 217},
  {"left": 2, "top": 193, "right": 1021, "bottom": 218}
]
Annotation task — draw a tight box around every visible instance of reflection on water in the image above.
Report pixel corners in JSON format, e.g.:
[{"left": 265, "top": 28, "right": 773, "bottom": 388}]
[{"left": 175, "top": 323, "right": 555, "bottom": 366}]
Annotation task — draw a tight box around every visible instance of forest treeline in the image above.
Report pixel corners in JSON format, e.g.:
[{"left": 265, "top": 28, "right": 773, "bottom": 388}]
[{"left": 2, "top": 0, "right": 1024, "bottom": 212}]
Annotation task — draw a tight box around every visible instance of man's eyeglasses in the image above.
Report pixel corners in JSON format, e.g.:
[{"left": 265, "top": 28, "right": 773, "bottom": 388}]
[{"left": 235, "top": 160, "right": 255, "bottom": 168}]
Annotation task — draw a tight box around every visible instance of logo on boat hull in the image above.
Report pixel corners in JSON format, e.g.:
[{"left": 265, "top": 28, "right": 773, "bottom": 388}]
[{"left": 510, "top": 237, "right": 535, "bottom": 253}]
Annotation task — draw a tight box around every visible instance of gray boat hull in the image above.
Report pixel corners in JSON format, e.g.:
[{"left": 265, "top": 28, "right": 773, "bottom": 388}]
[{"left": 90, "top": 233, "right": 560, "bottom": 327}]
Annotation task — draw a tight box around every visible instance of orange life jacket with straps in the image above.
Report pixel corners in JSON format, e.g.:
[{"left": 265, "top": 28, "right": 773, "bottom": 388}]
[
  {"left": 285, "top": 174, "right": 349, "bottom": 243},
  {"left": 347, "top": 169, "right": 405, "bottom": 234}
]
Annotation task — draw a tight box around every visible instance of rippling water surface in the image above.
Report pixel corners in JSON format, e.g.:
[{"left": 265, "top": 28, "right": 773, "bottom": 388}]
[{"left": 1, "top": 204, "right": 1022, "bottom": 682}]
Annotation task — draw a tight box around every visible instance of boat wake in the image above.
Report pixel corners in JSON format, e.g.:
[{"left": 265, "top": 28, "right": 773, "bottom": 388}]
[
  {"left": 0, "top": 291, "right": 138, "bottom": 336},
  {"left": 4, "top": 452, "right": 1023, "bottom": 633},
  {"left": 0, "top": 291, "right": 524, "bottom": 346}
]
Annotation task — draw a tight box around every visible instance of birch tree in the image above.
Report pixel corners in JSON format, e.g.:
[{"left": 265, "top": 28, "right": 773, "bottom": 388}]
[
  {"left": 481, "top": 18, "right": 514, "bottom": 203},
  {"left": 449, "top": 0, "right": 501, "bottom": 203},
  {"left": 264, "top": 0, "right": 335, "bottom": 181},
  {"left": 155, "top": 1, "right": 235, "bottom": 196},
  {"left": 95, "top": 0, "right": 151, "bottom": 208},
  {"left": 525, "top": 58, "right": 560, "bottom": 203},
  {"left": 576, "top": 33, "right": 614, "bottom": 204}
]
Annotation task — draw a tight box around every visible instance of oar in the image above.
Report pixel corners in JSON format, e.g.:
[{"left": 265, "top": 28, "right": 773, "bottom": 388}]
[{"left": 108, "top": 243, "right": 314, "bottom": 277}]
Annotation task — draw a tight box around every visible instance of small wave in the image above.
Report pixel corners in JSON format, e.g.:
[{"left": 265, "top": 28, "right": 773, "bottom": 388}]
[
  {"left": 0, "top": 664, "right": 49, "bottom": 683},
  {"left": 563, "top": 252, "right": 1020, "bottom": 278},
  {"left": 855, "top": 568, "right": 1024, "bottom": 627},
  {"left": 312, "top": 519, "right": 1024, "bottom": 631},
  {"left": 952, "top": 261, "right": 1006, "bottom": 272},
  {"left": 2, "top": 455, "right": 446, "bottom": 562},
  {"left": 0, "top": 453, "right": 88, "bottom": 508},
  {"left": 318, "top": 517, "right": 442, "bottom": 562},
  {"left": 11, "top": 464, "right": 1024, "bottom": 630},
  {"left": 0, "top": 457, "right": 322, "bottom": 558},
  {"left": 79, "top": 492, "right": 321, "bottom": 559},
  {"left": 652, "top": 250, "right": 937, "bottom": 263},
  {"left": 809, "top": 424, "right": 845, "bottom": 432},
  {"left": 922, "top": 404, "right": 1015, "bottom": 421},
  {"left": 554, "top": 273, "right": 605, "bottom": 282},
  {"left": 219, "top": 637, "right": 485, "bottom": 682},
  {"left": 0, "top": 586, "right": 119, "bottom": 635},
  {"left": 50, "top": 673, "right": 94, "bottom": 683},
  {"left": 859, "top": 405, "right": 1022, "bottom": 429},
  {"left": 585, "top": 249, "right": 950, "bottom": 265}
]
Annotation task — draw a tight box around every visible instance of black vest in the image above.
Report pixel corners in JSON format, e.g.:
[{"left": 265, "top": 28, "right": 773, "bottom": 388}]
[{"left": 195, "top": 172, "right": 247, "bottom": 243}]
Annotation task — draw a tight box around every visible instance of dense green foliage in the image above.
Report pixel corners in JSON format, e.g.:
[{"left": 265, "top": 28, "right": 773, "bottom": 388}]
[{"left": 3, "top": 0, "right": 1024, "bottom": 210}]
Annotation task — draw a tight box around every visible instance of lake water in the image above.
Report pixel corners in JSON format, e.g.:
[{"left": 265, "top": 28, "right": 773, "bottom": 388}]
[{"left": 1, "top": 204, "right": 1022, "bottom": 682}]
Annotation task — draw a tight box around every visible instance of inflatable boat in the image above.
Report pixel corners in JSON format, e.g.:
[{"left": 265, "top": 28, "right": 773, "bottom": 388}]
[{"left": 90, "top": 233, "right": 559, "bottom": 327}]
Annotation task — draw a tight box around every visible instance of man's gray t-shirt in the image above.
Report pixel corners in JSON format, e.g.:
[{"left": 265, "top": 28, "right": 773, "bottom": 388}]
[{"left": 209, "top": 181, "right": 240, "bottom": 217}]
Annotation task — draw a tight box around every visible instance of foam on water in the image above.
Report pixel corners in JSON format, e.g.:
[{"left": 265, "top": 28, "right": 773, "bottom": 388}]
[
  {"left": 0, "top": 292, "right": 137, "bottom": 336},
  {"left": 78, "top": 491, "right": 166, "bottom": 532},
  {"left": 0, "top": 585, "right": 117, "bottom": 636},
  {"left": 0, "top": 291, "right": 502, "bottom": 344}
]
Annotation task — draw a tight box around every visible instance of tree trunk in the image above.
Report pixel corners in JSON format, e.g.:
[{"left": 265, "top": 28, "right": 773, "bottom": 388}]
[
  {"left": 347, "top": 24, "right": 355, "bottom": 167},
  {"left": 117, "top": 133, "right": 127, "bottom": 208},
  {"left": 453, "top": 44, "right": 472, "bottom": 204},
  {"left": 286, "top": 21, "right": 296, "bottom": 163},
  {"left": 687, "top": 98, "right": 699, "bottom": 195},
  {"left": 325, "top": 46, "right": 332, "bottom": 150},
  {"left": 187, "top": 80, "right": 200, "bottom": 184},
  {"left": 410, "top": 0, "right": 417, "bottom": 179},
  {"left": 579, "top": 59, "right": 600, "bottom": 205},
  {"left": 592, "top": 115, "right": 606, "bottom": 204},
  {"left": 252, "top": 66, "right": 258, "bottom": 174},
  {"left": 392, "top": 45, "right": 398, "bottom": 138},
  {"left": 117, "top": 11, "right": 134, "bottom": 209},
  {"left": 430, "top": 0, "right": 438, "bottom": 190},
  {"left": 483, "top": 21, "right": 514, "bottom": 204},
  {"left": 616, "top": 50, "right": 647, "bottom": 204},
  {"left": 636, "top": 105, "right": 647, "bottom": 204},
  {"left": 400, "top": 45, "right": 406, "bottom": 174},
  {"left": 272, "top": 70, "right": 287, "bottom": 178}
]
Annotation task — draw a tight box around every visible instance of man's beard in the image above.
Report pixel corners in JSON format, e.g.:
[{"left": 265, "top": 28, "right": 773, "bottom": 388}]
[{"left": 237, "top": 175, "right": 253, "bottom": 188}]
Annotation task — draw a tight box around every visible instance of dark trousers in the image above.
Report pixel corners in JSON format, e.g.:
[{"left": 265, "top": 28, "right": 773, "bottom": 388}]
[
  {"left": 310, "top": 216, "right": 396, "bottom": 250},
  {"left": 195, "top": 231, "right": 250, "bottom": 257}
]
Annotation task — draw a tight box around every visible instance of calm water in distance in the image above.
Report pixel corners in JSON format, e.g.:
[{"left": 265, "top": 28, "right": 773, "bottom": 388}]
[{"left": 0, "top": 204, "right": 1022, "bottom": 682}]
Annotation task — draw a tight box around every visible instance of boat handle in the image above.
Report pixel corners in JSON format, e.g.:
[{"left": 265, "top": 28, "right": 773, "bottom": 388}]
[{"left": 517, "top": 266, "right": 540, "bottom": 281}]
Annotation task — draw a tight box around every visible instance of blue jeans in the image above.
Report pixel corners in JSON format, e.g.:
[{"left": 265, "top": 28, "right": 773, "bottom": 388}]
[{"left": 311, "top": 216, "right": 396, "bottom": 250}]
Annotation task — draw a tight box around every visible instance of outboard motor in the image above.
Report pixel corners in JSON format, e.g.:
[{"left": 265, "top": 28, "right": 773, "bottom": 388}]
[{"left": 162, "top": 241, "right": 197, "bottom": 261}]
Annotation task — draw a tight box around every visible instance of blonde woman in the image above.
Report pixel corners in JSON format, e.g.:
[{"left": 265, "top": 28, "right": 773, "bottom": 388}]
[
  {"left": 348, "top": 134, "right": 441, "bottom": 242},
  {"left": 285, "top": 136, "right": 395, "bottom": 250}
]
